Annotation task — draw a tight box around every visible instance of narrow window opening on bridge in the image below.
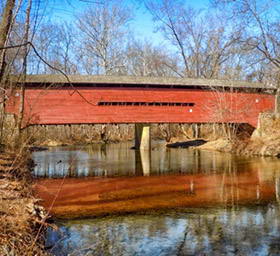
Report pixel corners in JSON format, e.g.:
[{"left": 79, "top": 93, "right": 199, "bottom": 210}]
[{"left": 97, "top": 102, "right": 196, "bottom": 107}]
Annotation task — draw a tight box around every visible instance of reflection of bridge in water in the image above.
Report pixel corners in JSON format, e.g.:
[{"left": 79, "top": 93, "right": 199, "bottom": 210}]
[
  {"left": 34, "top": 144, "right": 280, "bottom": 218},
  {"left": 33, "top": 142, "right": 248, "bottom": 178}
]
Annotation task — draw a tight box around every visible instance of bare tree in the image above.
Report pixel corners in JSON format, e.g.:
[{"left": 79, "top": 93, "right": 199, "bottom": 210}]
[
  {"left": 17, "top": 0, "right": 32, "bottom": 139},
  {"left": 30, "top": 22, "right": 78, "bottom": 74},
  {"left": 75, "top": 0, "right": 132, "bottom": 75},
  {"left": 145, "top": 0, "right": 245, "bottom": 79},
  {"left": 212, "top": 0, "right": 280, "bottom": 76},
  {"left": 125, "top": 39, "right": 181, "bottom": 77}
]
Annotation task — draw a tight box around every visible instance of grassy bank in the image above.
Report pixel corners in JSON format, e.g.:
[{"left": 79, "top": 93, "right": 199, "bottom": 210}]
[{"left": 0, "top": 150, "right": 48, "bottom": 255}]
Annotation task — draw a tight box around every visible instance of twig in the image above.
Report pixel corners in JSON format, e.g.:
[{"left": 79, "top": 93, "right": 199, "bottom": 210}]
[{"left": 1, "top": 42, "right": 96, "bottom": 107}]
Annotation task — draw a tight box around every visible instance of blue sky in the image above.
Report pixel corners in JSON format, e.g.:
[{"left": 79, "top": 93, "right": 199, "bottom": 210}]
[
  {"left": 130, "top": 0, "right": 210, "bottom": 43},
  {"left": 46, "top": 0, "right": 210, "bottom": 45}
]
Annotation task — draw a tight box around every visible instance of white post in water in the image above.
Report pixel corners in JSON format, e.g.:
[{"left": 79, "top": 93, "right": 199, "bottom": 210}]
[{"left": 134, "top": 123, "right": 151, "bottom": 151}]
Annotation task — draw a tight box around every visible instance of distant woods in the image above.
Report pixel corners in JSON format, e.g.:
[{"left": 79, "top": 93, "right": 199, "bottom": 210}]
[{"left": 1, "top": 0, "right": 280, "bottom": 84}]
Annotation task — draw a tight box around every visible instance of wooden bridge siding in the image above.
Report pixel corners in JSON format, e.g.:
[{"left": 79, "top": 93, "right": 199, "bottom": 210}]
[{"left": 6, "top": 87, "right": 275, "bottom": 127}]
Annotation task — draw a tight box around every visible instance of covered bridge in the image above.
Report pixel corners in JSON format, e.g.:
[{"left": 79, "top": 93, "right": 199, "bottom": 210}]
[{"left": 6, "top": 75, "right": 275, "bottom": 128}]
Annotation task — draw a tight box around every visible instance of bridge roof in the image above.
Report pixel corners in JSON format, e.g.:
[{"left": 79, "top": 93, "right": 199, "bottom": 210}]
[{"left": 14, "top": 75, "right": 275, "bottom": 90}]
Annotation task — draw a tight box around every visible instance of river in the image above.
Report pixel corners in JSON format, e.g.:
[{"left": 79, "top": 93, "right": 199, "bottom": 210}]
[{"left": 32, "top": 141, "right": 280, "bottom": 256}]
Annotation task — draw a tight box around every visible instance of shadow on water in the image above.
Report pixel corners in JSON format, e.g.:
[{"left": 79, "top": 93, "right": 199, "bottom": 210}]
[{"left": 32, "top": 142, "right": 280, "bottom": 256}]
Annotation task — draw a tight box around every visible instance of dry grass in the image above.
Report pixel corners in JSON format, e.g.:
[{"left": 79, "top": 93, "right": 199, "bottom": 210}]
[{"left": 0, "top": 150, "right": 49, "bottom": 256}]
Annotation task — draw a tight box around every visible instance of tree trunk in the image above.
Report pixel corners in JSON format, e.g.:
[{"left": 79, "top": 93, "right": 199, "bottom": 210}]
[
  {"left": 18, "top": 0, "right": 32, "bottom": 141},
  {"left": 0, "top": 0, "right": 16, "bottom": 82},
  {"left": 0, "top": 0, "right": 15, "bottom": 144}
]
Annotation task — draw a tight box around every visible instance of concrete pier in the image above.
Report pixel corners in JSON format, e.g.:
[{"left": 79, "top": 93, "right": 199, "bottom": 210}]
[{"left": 134, "top": 123, "right": 151, "bottom": 150}]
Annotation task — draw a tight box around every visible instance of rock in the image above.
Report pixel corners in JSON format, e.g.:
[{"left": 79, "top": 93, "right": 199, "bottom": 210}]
[
  {"left": 41, "top": 139, "right": 64, "bottom": 147},
  {"left": 251, "top": 129, "right": 262, "bottom": 139},
  {"left": 166, "top": 139, "right": 207, "bottom": 148},
  {"left": 29, "top": 146, "right": 48, "bottom": 152}
]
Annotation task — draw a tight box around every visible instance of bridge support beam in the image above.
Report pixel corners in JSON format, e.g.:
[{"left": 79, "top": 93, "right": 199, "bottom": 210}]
[{"left": 134, "top": 123, "right": 151, "bottom": 151}]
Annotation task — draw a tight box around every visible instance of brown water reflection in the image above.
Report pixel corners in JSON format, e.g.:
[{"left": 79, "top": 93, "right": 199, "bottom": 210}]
[{"left": 34, "top": 147, "right": 280, "bottom": 218}]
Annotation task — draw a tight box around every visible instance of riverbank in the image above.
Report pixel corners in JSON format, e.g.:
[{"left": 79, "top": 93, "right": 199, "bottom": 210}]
[
  {"left": 197, "top": 112, "right": 280, "bottom": 157},
  {"left": 0, "top": 150, "right": 48, "bottom": 255},
  {"left": 197, "top": 137, "right": 280, "bottom": 157}
]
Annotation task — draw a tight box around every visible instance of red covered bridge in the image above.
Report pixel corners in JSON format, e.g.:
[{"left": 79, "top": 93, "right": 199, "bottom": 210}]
[{"left": 6, "top": 75, "right": 276, "bottom": 128}]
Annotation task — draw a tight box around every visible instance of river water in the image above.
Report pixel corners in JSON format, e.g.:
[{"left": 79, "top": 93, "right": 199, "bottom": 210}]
[{"left": 32, "top": 142, "right": 280, "bottom": 256}]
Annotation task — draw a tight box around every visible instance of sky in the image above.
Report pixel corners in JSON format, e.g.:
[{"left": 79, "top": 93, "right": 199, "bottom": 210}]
[{"left": 44, "top": 0, "right": 211, "bottom": 46}]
